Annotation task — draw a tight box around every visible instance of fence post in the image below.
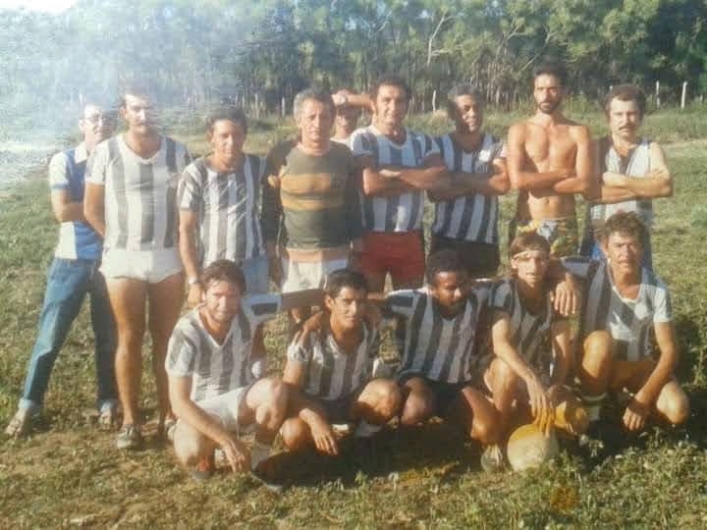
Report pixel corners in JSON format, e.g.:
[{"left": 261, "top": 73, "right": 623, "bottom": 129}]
[
  {"left": 681, "top": 81, "right": 688, "bottom": 109},
  {"left": 255, "top": 93, "right": 260, "bottom": 119},
  {"left": 432, "top": 90, "right": 437, "bottom": 113},
  {"left": 281, "top": 96, "right": 286, "bottom": 117},
  {"left": 655, "top": 81, "right": 660, "bottom": 108}
]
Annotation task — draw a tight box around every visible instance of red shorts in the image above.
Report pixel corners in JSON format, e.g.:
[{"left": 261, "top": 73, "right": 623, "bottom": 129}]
[{"left": 359, "top": 231, "right": 425, "bottom": 284}]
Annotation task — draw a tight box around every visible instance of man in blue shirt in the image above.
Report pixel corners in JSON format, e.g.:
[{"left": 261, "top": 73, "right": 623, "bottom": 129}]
[{"left": 5, "top": 103, "right": 118, "bottom": 438}]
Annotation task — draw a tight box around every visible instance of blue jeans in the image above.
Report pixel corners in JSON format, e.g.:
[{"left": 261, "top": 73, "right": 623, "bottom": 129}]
[{"left": 19, "top": 258, "right": 117, "bottom": 412}]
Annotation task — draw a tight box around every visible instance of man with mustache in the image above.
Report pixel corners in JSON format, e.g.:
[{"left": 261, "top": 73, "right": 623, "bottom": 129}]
[
  {"left": 507, "top": 60, "right": 595, "bottom": 258},
  {"left": 580, "top": 85, "right": 672, "bottom": 271},
  {"left": 84, "top": 89, "right": 191, "bottom": 450},
  {"left": 5, "top": 103, "right": 118, "bottom": 437}
]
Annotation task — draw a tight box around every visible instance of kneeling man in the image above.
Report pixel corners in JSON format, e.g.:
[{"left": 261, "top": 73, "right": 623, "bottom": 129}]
[
  {"left": 385, "top": 250, "right": 500, "bottom": 467},
  {"left": 281, "top": 269, "right": 401, "bottom": 456},
  {"left": 564, "top": 212, "right": 689, "bottom": 432},
  {"left": 483, "top": 233, "right": 585, "bottom": 468},
  {"left": 166, "top": 259, "right": 320, "bottom": 479}
]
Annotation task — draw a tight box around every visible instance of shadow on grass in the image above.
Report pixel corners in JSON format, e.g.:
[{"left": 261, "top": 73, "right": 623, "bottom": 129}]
[{"left": 262, "top": 420, "right": 481, "bottom": 488}]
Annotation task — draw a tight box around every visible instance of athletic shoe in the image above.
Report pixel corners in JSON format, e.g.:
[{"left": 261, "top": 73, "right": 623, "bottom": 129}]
[
  {"left": 251, "top": 460, "right": 285, "bottom": 493},
  {"left": 189, "top": 452, "right": 215, "bottom": 481},
  {"left": 115, "top": 424, "right": 143, "bottom": 450},
  {"left": 480, "top": 444, "right": 505, "bottom": 473},
  {"left": 4, "top": 408, "right": 32, "bottom": 439}
]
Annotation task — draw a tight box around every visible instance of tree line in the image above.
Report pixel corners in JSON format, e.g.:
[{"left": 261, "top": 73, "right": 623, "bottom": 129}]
[{"left": 1, "top": 0, "right": 705, "bottom": 129}]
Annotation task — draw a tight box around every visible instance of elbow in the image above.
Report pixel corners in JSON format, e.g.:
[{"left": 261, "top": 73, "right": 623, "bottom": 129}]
[
  {"left": 496, "top": 178, "right": 511, "bottom": 195},
  {"left": 660, "top": 182, "right": 674, "bottom": 198},
  {"left": 361, "top": 178, "right": 378, "bottom": 197}
]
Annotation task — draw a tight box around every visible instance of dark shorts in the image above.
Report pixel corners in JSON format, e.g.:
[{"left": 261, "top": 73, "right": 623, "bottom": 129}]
[
  {"left": 359, "top": 231, "right": 425, "bottom": 284},
  {"left": 430, "top": 235, "right": 500, "bottom": 279},
  {"left": 311, "top": 389, "right": 362, "bottom": 425},
  {"left": 399, "top": 372, "right": 469, "bottom": 418}
]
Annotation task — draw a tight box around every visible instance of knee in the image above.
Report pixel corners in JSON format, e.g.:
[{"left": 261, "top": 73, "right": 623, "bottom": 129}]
[
  {"left": 489, "top": 358, "right": 520, "bottom": 392},
  {"left": 661, "top": 392, "right": 690, "bottom": 426},
  {"left": 582, "top": 331, "right": 613, "bottom": 365},
  {"left": 361, "top": 380, "right": 403, "bottom": 424},
  {"left": 280, "top": 418, "right": 310, "bottom": 452},
  {"left": 472, "top": 415, "right": 500, "bottom": 446},
  {"left": 173, "top": 423, "right": 208, "bottom": 467},
  {"left": 255, "top": 378, "right": 288, "bottom": 428},
  {"left": 400, "top": 392, "right": 434, "bottom": 426}
]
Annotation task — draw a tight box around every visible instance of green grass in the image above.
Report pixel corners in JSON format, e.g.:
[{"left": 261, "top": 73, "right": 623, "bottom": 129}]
[{"left": 1, "top": 109, "right": 707, "bottom": 528}]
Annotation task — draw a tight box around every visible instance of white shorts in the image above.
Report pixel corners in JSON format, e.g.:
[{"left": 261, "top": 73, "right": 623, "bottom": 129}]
[
  {"left": 281, "top": 257, "right": 348, "bottom": 294},
  {"left": 194, "top": 386, "right": 250, "bottom": 433},
  {"left": 101, "top": 247, "right": 183, "bottom": 284}
]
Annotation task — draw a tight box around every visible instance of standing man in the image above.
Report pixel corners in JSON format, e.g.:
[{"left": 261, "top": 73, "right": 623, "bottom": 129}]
[
  {"left": 507, "top": 60, "right": 594, "bottom": 258},
  {"left": 429, "top": 84, "right": 510, "bottom": 279},
  {"left": 167, "top": 259, "right": 321, "bottom": 481},
  {"left": 5, "top": 104, "right": 118, "bottom": 438},
  {"left": 179, "top": 106, "right": 269, "bottom": 302},
  {"left": 565, "top": 212, "right": 689, "bottom": 433},
  {"left": 280, "top": 269, "right": 401, "bottom": 456},
  {"left": 351, "top": 74, "right": 447, "bottom": 292},
  {"left": 84, "top": 89, "right": 191, "bottom": 450},
  {"left": 262, "top": 88, "right": 363, "bottom": 324},
  {"left": 581, "top": 85, "right": 672, "bottom": 270}
]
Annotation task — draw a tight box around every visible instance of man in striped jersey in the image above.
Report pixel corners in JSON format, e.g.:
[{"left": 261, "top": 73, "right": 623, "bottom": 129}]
[
  {"left": 167, "top": 260, "right": 322, "bottom": 481},
  {"left": 384, "top": 250, "right": 500, "bottom": 464},
  {"left": 262, "top": 88, "right": 363, "bottom": 323},
  {"left": 580, "top": 85, "right": 672, "bottom": 271},
  {"left": 351, "top": 74, "right": 448, "bottom": 292},
  {"left": 481, "top": 233, "right": 585, "bottom": 469},
  {"left": 566, "top": 212, "right": 688, "bottom": 433},
  {"left": 179, "top": 106, "right": 269, "bottom": 303},
  {"left": 84, "top": 89, "right": 191, "bottom": 450},
  {"left": 5, "top": 104, "right": 118, "bottom": 438},
  {"left": 281, "top": 270, "right": 401, "bottom": 455},
  {"left": 507, "top": 59, "right": 595, "bottom": 258},
  {"left": 429, "top": 84, "right": 509, "bottom": 279}
]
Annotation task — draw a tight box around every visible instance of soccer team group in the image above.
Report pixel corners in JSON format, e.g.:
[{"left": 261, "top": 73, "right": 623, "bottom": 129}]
[{"left": 5, "top": 59, "right": 690, "bottom": 482}]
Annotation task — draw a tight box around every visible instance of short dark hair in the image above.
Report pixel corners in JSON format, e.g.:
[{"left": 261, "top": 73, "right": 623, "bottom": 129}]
[
  {"left": 509, "top": 232, "right": 551, "bottom": 259},
  {"left": 446, "top": 83, "right": 484, "bottom": 118},
  {"left": 118, "top": 85, "right": 155, "bottom": 109},
  {"left": 325, "top": 269, "right": 368, "bottom": 298},
  {"left": 603, "top": 84, "right": 647, "bottom": 119},
  {"left": 202, "top": 259, "right": 246, "bottom": 293},
  {"left": 205, "top": 105, "right": 248, "bottom": 136},
  {"left": 293, "top": 88, "right": 335, "bottom": 119},
  {"left": 371, "top": 74, "right": 412, "bottom": 102},
  {"left": 425, "top": 249, "right": 466, "bottom": 286},
  {"left": 532, "top": 58, "right": 567, "bottom": 87},
  {"left": 600, "top": 212, "right": 648, "bottom": 248}
]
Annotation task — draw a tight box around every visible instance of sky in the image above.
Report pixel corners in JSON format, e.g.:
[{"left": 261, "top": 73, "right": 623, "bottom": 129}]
[{"left": 0, "top": 0, "right": 76, "bottom": 13}]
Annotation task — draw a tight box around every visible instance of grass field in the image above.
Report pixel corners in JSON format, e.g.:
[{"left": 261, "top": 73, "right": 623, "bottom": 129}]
[{"left": 1, "top": 108, "right": 707, "bottom": 528}]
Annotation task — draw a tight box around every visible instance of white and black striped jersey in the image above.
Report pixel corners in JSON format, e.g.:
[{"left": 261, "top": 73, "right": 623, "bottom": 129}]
[
  {"left": 432, "top": 133, "right": 505, "bottom": 244},
  {"left": 287, "top": 320, "right": 380, "bottom": 401},
  {"left": 166, "top": 294, "right": 281, "bottom": 402},
  {"left": 88, "top": 135, "right": 191, "bottom": 250},
  {"left": 179, "top": 155, "right": 266, "bottom": 266},
  {"left": 562, "top": 257, "right": 672, "bottom": 361},
  {"left": 350, "top": 125, "right": 439, "bottom": 233},
  {"left": 386, "top": 286, "right": 488, "bottom": 383},
  {"left": 489, "top": 278, "right": 557, "bottom": 376},
  {"left": 589, "top": 137, "right": 654, "bottom": 228}
]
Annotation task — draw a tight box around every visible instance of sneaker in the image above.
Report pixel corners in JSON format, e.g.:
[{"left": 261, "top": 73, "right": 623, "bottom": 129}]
[
  {"left": 189, "top": 452, "right": 215, "bottom": 481},
  {"left": 116, "top": 424, "right": 143, "bottom": 450},
  {"left": 251, "top": 459, "right": 285, "bottom": 493},
  {"left": 4, "top": 408, "right": 32, "bottom": 439},
  {"left": 98, "top": 403, "right": 120, "bottom": 432},
  {"left": 480, "top": 444, "right": 505, "bottom": 473}
]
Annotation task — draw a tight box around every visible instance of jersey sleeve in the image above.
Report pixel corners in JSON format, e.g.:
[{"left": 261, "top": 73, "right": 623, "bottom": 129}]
[
  {"left": 420, "top": 133, "right": 440, "bottom": 159},
  {"left": 86, "top": 143, "right": 109, "bottom": 186},
  {"left": 489, "top": 280, "right": 513, "bottom": 314},
  {"left": 245, "top": 294, "right": 282, "bottom": 325},
  {"left": 48, "top": 152, "right": 69, "bottom": 190},
  {"left": 286, "top": 330, "right": 314, "bottom": 364},
  {"left": 350, "top": 129, "right": 373, "bottom": 158},
  {"left": 494, "top": 139, "right": 507, "bottom": 160},
  {"left": 652, "top": 281, "right": 673, "bottom": 323},
  {"left": 560, "top": 256, "right": 593, "bottom": 279},
  {"left": 384, "top": 289, "right": 418, "bottom": 319},
  {"left": 179, "top": 162, "right": 203, "bottom": 212},
  {"left": 165, "top": 324, "right": 197, "bottom": 377}
]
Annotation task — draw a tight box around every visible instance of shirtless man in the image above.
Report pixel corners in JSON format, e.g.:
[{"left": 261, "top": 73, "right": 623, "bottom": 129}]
[{"left": 507, "top": 59, "right": 595, "bottom": 258}]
